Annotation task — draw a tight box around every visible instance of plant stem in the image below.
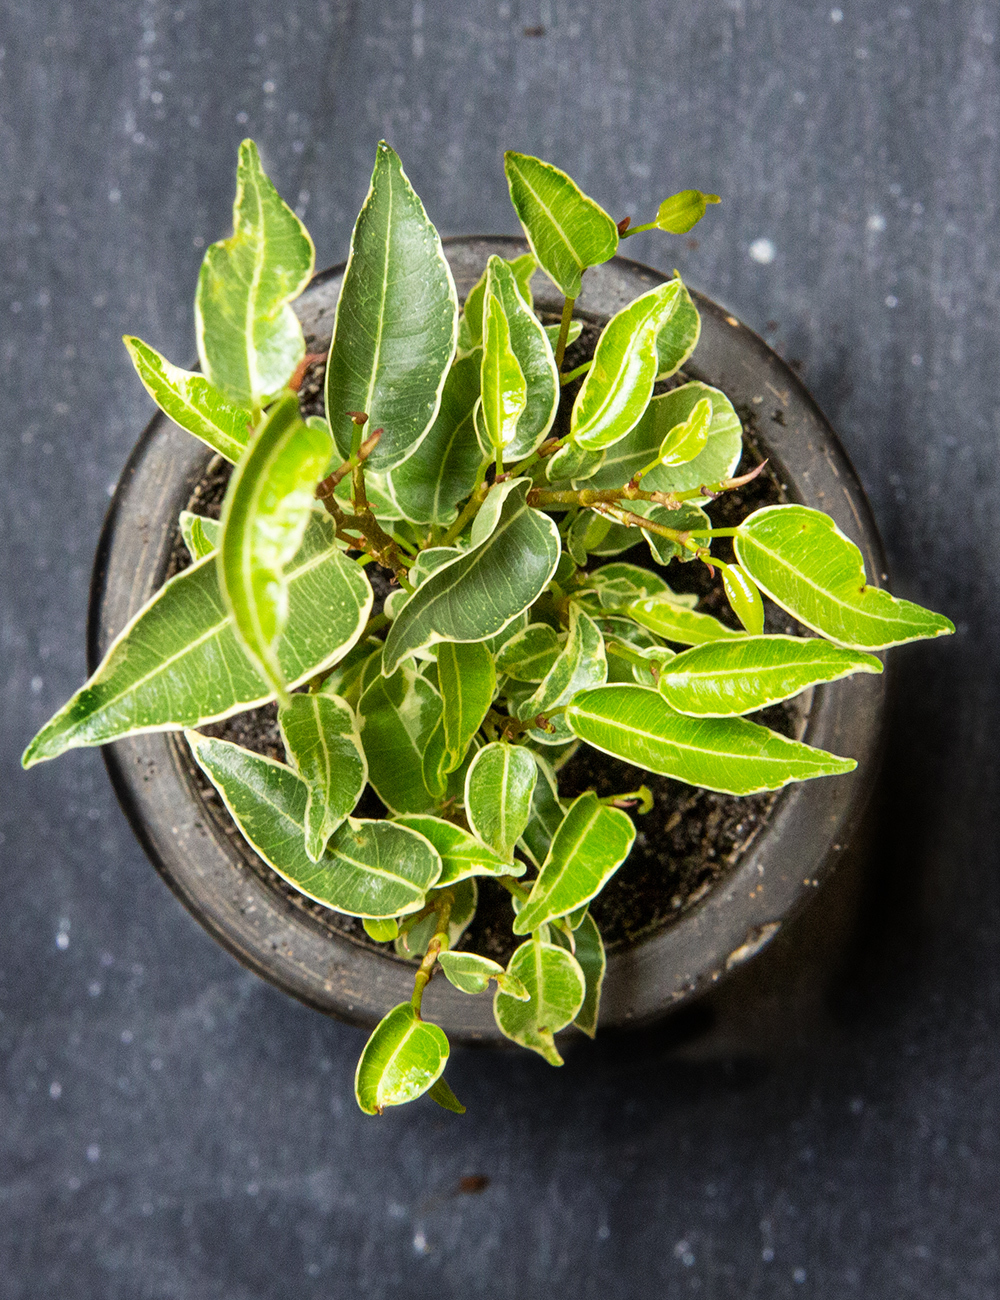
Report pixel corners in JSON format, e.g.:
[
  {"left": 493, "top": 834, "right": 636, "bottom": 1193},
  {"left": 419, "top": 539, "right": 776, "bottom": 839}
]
[
  {"left": 560, "top": 360, "right": 592, "bottom": 386},
  {"left": 439, "top": 478, "right": 490, "bottom": 547},
  {"left": 411, "top": 889, "right": 454, "bottom": 1017},
  {"left": 619, "top": 220, "right": 659, "bottom": 238},
  {"left": 554, "top": 295, "right": 576, "bottom": 371}
]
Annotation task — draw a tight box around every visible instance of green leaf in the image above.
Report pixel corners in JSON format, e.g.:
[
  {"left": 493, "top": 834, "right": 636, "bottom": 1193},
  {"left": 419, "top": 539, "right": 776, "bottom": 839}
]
[
  {"left": 654, "top": 274, "right": 701, "bottom": 380},
  {"left": 23, "top": 515, "right": 372, "bottom": 766},
  {"left": 565, "top": 684, "right": 856, "bottom": 794},
  {"left": 656, "top": 395, "right": 712, "bottom": 467},
  {"left": 355, "top": 1004, "right": 449, "bottom": 1114},
  {"left": 544, "top": 319, "right": 583, "bottom": 351},
  {"left": 382, "top": 354, "right": 483, "bottom": 526},
  {"left": 484, "top": 256, "right": 559, "bottom": 458},
  {"left": 436, "top": 640, "right": 496, "bottom": 773},
  {"left": 570, "top": 282, "right": 687, "bottom": 450},
  {"left": 186, "top": 732, "right": 441, "bottom": 914},
  {"left": 125, "top": 337, "right": 255, "bottom": 463},
  {"left": 655, "top": 189, "right": 721, "bottom": 234},
  {"left": 568, "top": 911, "right": 605, "bottom": 1038},
  {"left": 628, "top": 594, "right": 747, "bottom": 646},
  {"left": 658, "top": 635, "right": 883, "bottom": 717},
  {"left": 218, "top": 393, "right": 333, "bottom": 697},
  {"left": 437, "top": 951, "right": 530, "bottom": 1000},
  {"left": 357, "top": 663, "right": 442, "bottom": 814},
  {"left": 465, "top": 742, "right": 538, "bottom": 860},
  {"left": 278, "top": 690, "right": 367, "bottom": 861},
  {"left": 503, "top": 152, "right": 619, "bottom": 298},
  {"left": 179, "top": 511, "right": 221, "bottom": 561},
  {"left": 545, "top": 442, "right": 606, "bottom": 483},
  {"left": 721, "top": 564, "right": 765, "bottom": 635},
  {"left": 363, "top": 917, "right": 399, "bottom": 942},
  {"left": 428, "top": 1076, "right": 466, "bottom": 1114},
  {"left": 479, "top": 293, "right": 527, "bottom": 456},
  {"left": 421, "top": 714, "right": 448, "bottom": 797},
  {"left": 195, "top": 139, "right": 314, "bottom": 408},
  {"left": 582, "top": 382, "right": 741, "bottom": 495},
  {"left": 381, "top": 480, "right": 561, "bottom": 675},
  {"left": 513, "top": 792, "right": 635, "bottom": 934},
  {"left": 496, "top": 622, "right": 563, "bottom": 682},
  {"left": 459, "top": 253, "right": 536, "bottom": 350},
  {"left": 734, "top": 505, "right": 955, "bottom": 650},
  {"left": 396, "top": 879, "right": 478, "bottom": 957},
  {"left": 517, "top": 753, "right": 567, "bottom": 869},
  {"left": 586, "top": 562, "right": 675, "bottom": 608},
  {"left": 325, "top": 141, "right": 458, "bottom": 472},
  {"left": 518, "top": 604, "right": 607, "bottom": 718},
  {"left": 318, "top": 637, "right": 383, "bottom": 710},
  {"left": 493, "top": 939, "right": 586, "bottom": 1065},
  {"left": 392, "top": 815, "right": 521, "bottom": 885}
]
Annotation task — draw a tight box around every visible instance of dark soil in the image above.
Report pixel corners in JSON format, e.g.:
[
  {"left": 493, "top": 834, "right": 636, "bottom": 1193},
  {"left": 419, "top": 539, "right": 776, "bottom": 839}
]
[{"left": 174, "top": 326, "right": 804, "bottom": 964}]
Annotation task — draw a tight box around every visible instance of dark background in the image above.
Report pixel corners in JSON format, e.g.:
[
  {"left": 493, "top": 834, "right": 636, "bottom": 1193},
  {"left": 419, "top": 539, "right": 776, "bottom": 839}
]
[{"left": 4, "top": 1, "right": 999, "bottom": 1295}]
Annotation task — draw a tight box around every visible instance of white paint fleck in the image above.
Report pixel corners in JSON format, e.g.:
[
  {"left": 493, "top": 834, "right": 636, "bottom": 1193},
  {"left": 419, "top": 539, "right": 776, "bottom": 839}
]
[
  {"left": 236, "top": 110, "right": 248, "bottom": 124},
  {"left": 867, "top": 213, "right": 886, "bottom": 232},
  {"left": 150, "top": 90, "right": 163, "bottom": 104},
  {"left": 30, "top": 676, "right": 43, "bottom": 693},
  {"left": 762, "top": 1247, "right": 775, "bottom": 1262},
  {"left": 306, "top": 1263, "right": 320, "bottom": 1277},
  {"left": 388, "top": 1201, "right": 406, "bottom": 1219},
  {"left": 263, "top": 80, "right": 275, "bottom": 94},
  {"left": 885, "top": 294, "right": 898, "bottom": 307},
  {"left": 794, "top": 1267, "right": 807, "bottom": 1283},
  {"left": 413, "top": 1229, "right": 428, "bottom": 1254},
  {"left": 56, "top": 931, "right": 69, "bottom": 951},
  {"left": 108, "top": 188, "right": 120, "bottom": 203},
  {"left": 68, "top": 1176, "right": 81, "bottom": 1191},
  {"left": 597, "top": 1223, "right": 610, "bottom": 1240},
  {"left": 749, "top": 238, "right": 775, "bottom": 264},
  {"left": 120, "top": 1029, "right": 134, "bottom": 1043},
  {"left": 88, "top": 981, "right": 102, "bottom": 997},
  {"left": 911, "top": 354, "right": 923, "bottom": 366},
  {"left": 86, "top": 1144, "right": 100, "bottom": 1162},
  {"left": 49, "top": 1081, "right": 62, "bottom": 1099},
  {"left": 830, "top": 7, "right": 843, "bottom": 22}
]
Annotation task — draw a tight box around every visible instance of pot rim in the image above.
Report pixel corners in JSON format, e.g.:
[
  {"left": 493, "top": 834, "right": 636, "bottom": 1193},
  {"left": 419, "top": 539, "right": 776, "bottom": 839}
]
[{"left": 90, "top": 237, "right": 887, "bottom": 1041}]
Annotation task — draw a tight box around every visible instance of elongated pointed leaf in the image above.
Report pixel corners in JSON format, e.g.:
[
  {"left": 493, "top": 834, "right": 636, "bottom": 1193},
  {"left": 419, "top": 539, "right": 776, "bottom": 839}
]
[
  {"left": 570, "top": 282, "right": 685, "bottom": 450},
  {"left": 396, "top": 878, "right": 478, "bottom": 957},
  {"left": 195, "top": 139, "right": 314, "bottom": 408},
  {"left": 218, "top": 393, "right": 332, "bottom": 695},
  {"left": 496, "top": 623, "right": 563, "bottom": 682},
  {"left": 657, "top": 396, "right": 711, "bottom": 467},
  {"left": 125, "top": 337, "right": 254, "bottom": 463},
  {"left": 493, "top": 940, "right": 586, "bottom": 1065},
  {"left": 734, "top": 505, "right": 955, "bottom": 650},
  {"left": 278, "top": 691, "right": 367, "bottom": 860},
  {"left": 325, "top": 142, "right": 458, "bottom": 472},
  {"left": 659, "top": 635, "right": 883, "bottom": 717},
  {"left": 428, "top": 1076, "right": 466, "bottom": 1114},
  {"left": 654, "top": 274, "right": 701, "bottom": 380},
  {"left": 392, "top": 815, "right": 521, "bottom": 885},
  {"left": 179, "top": 511, "right": 221, "bottom": 561},
  {"left": 438, "top": 951, "right": 530, "bottom": 999},
  {"left": 381, "top": 480, "right": 561, "bottom": 675},
  {"left": 436, "top": 641, "right": 496, "bottom": 773},
  {"left": 461, "top": 252, "right": 538, "bottom": 350},
  {"left": 519, "top": 605, "right": 606, "bottom": 718},
  {"left": 23, "top": 515, "right": 371, "bottom": 766},
  {"left": 582, "top": 382, "right": 741, "bottom": 494},
  {"left": 480, "top": 293, "right": 527, "bottom": 455},
  {"left": 355, "top": 1004, "right": 449, "bottom": 1114},
  {"left": 383, "top": 354, "right": 483, "bottom": 525},
  {"left": 504, "top": 153, "right": 619, "bottom": 298},
  {"left": 565, "top": 684, "right": 856, "bottom": 794},
  {"left": 628, "top": 595, "right": 746, "bottom": 647},
  {"left": 721, "top": 564, "right": 765, "bottom": 635},
  {"left": 517, "top": 753, "right": 566, "bottom": 868},
  {"left": 357, "top": 663, "right": 442, "bottom": 814},
  {"left": 465, "top": 742, "right": 538, "bottom": 860},
  {"left": 569, "top": 911, "right": 605, "bottom": 1037},
  {"left": 484, "top": 256, "right": 559, "bottom": 457},
  {"left": 513, "top": 792, "right": 635, "bottom": 934},
  {"left": 187, "top": 732, "right": 441, "bottom": 915},
  {"left": 421, "top": 714, "right": 448, "bottom": 797}
]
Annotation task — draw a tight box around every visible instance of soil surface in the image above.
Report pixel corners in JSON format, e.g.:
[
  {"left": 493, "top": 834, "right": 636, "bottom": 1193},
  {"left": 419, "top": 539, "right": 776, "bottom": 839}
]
[{"left": 173, "top": 336, "right": 802, "bottom": 965}]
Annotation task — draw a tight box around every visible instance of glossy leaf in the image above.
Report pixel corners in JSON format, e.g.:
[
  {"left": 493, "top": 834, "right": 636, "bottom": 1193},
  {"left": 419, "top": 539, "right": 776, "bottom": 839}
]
[
  {"left": 517, "top": 753, "right": 567, "bottom": 868},
  {"left": 659, "top": 635, "right": 883, "bottom": 717},
  {"left": 428, "top": 1077, "right": 466, "bottom": 1114},
  {"left": 493, "top": 940, "right": 586, "bottom": 1065},
  {"left": 565, "top": 684, "right": 856, "bottom": 794},
  {"left": 459, "top": 253, "right": 536, "bottom": 350},
  {"left": 318, "top": 637, "right": 383, "bottom": 710},
  {"left": 628, "top": 595, "right": 746, "bottom": 646},
  {"left": 479, "top": 293, "right": 527, "bottom": 456},
  {"left": 187, "top": 732, "right": 441, "bottom": 914},
  {"left": 355, "top": 1004, "right": 449, "bottom": 1114},
  {"left": 721, "top": 563, "right": 765, "bottom": 636},
  {"left": 519, "top": 604, "right": 606, "bottom": 718},
  {"left": 734, "top": 505, "right": 955, "bottom": 650},
  {"left": 325, "top": 141, "right": 458, "bottom": 472},
  {"left": 125, "top": 337, "right": 254, "bottom": 463},
  {"left": 396, "top": 879, "right": 478, "bottom": 957},
  {"left": 503, "top": 152, "right": 619, "bottom": 298},
  {"left": 484, "top": 256, "right": 559, "bottom": 457},
  {"left": 392, "top": 815, "right": 520, "bottom": 885},
  {"left": 179, "top": 511, "right": 220, "bottom": 561},
  {"left": 23, "top": 515, "right": 372, "bottom": 766},
  {"left": 383, "top": 354, "right": 482, "bottom": 525},
  {"left": 496, "top": 622, "right": 563, "bottom": 683},
  {"left": 278, "top": 691, "right": 367, "bottom": 860},
  {"left": 195, "top": 139, "right": 314, "bottom": 408},
  {"left": 513, "top": 792, "right": 635, "bottom": 934},
  {"left": 381, "top": 480, "right": 561, "bottom": 675},
  {"left": 437, "top": 640, "right": 496, "bottom": 773},
  {"left": 586, "top": 562, "right": 675, "bottom": 609},
  {"left": 357, "top": 664, "right": 442, "bottom": 814},
  {"left": 545, "top": 442, "right": 606, "bottom": 483},
  {"left": 421, "top": 714, "right": 448, "bottom": 797},
  {"left": 437, "top": 951, "right": 530, "bottom": 1000},
  {"left": 363, "top": 917, "right": 399, "bottom": 942},
  {"left": 654, "top": 274, "right": 701, "bottom": 380},
  {"left": 218, "top": 393, "right": 333, "bottom": 696},
  {"left": 570, "top": 282, "right": 687, "bottom": 450},
  {"left": 656, "top": 395, "right": 712, "bottom": 467},
  {"left": 655, "top": 189, "right": 721, "bottom": 233},
  {"left": 465, "top": 742, "right": 538, "bottom": 860},
  {"left": 569, "top": 911, "right": 605, "bottom": 1038}
]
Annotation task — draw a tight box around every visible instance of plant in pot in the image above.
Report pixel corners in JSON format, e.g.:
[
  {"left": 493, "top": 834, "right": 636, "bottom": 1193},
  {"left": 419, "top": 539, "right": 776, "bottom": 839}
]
[{"left": 23, "top": 140, "right": 953, "bottom": 1116}]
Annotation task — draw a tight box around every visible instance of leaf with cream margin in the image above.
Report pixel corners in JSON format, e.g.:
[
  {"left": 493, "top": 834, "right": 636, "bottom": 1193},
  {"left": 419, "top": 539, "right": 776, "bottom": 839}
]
[
  {"left": 484, "top": 256, "right": 559, "bottom": 458},
  {"left": 278, "top": 690, "right": 367, "bottom": 861},
  {"left": 465, "top": 742, "right": 538, "bottom": 861},
  {"left": 23, "top": 514, "right": 372, "bottom": 767},
  {"left": 392, "top": 815, "right": 521, "bottom": 885},
  {"left": 654, "top": 274, "right": 701, "bottom": 380},
  {"left": 357, "top": 663, "right": 442, "bottom": 814},
  {"left": 436, "top": 640, "right": 496, "bottom": 773},
  {"left": 518, "top": 604, "right": 607, "bottom": 719},
  {"left": 496, "top": 623, "right": 563, "bottom": 683},
  {"left": 355, "top": 1004, "right": 450, "bottom": 1114},
  {"left": 479, "top": 292, "right": 527, "bottom": 457},
  {"left": 517, "top": 753, "right": 567, "bottom": 869},
  {"left": 395, "top": 878, "right": 479, "bottom": 957},
  {"left": 459, "top": 252, "right": 537, "bottom": 349},
  {"left": 438, "top": 951, "right": 529, "bottom": 1000},
  {"left": 493, "top": 940, "right": 586, "bottom": 1065},
  {"left": 628, "top": 595, "right": 747, "bottom": 647},
  {"left": 179, "top": 512, "right": 221, "bottom": 561},
  {"left": 195, "top": 139, "right": 314, "bottom": 408}
]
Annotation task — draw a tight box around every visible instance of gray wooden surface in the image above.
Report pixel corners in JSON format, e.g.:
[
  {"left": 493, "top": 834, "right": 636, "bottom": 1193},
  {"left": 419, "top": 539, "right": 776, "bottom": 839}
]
[{"left": 3, "top": 2, "right": 999, "bottom": 1296}]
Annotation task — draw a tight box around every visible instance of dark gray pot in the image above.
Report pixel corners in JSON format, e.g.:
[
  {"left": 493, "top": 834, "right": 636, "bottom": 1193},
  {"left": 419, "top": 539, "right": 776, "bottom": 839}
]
[{"left": 91, "top": 237, "right": 887, "bottom": 1046}]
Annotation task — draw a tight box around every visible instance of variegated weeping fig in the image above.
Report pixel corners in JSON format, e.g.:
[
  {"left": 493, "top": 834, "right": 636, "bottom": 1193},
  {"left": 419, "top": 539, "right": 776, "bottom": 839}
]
[{"left": 23, "top": 140, "right": 954, "bottom": 1115}]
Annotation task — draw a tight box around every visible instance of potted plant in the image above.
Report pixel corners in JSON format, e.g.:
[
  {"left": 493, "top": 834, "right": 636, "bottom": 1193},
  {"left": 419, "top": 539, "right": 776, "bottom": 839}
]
[{"left": 23, "top": 141, "right": 952, "bottom": 1116}]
